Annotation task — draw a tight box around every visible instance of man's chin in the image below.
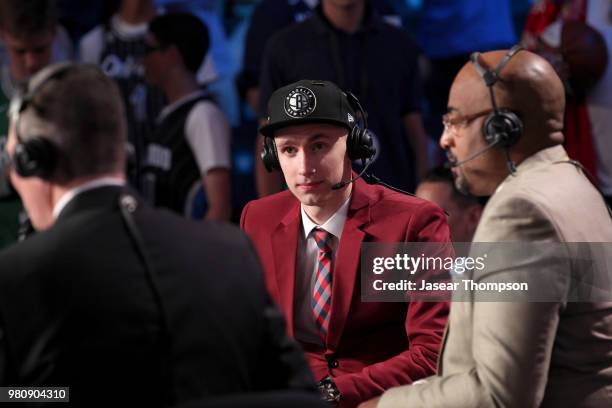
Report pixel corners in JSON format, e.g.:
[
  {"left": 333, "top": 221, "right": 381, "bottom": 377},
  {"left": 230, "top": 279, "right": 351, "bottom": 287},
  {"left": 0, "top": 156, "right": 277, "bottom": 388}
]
[
  {"left": 295, "top": 193, "right": 326, "bottom": 207},
  {"left": 454, "top": 176, "right": 471, "bottom": 196},
  {"left": 290, "top": 186, "right": 331, "bottom": 206}
]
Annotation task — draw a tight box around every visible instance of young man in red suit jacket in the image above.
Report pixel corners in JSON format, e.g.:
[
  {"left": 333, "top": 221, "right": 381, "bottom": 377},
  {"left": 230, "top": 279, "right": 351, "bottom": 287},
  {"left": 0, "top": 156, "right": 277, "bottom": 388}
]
[{"left": 240, "top": 80, "right": 450, "bottom": 407}]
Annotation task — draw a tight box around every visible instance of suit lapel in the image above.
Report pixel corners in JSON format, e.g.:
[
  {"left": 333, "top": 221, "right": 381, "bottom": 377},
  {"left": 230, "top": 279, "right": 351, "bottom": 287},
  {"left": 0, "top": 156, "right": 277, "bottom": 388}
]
[
  {"left": 327, "top": 179, "right": 372, "bottom": 349},
  {"left": 271, "top": 200, "right": 301, "bottom": 337}
]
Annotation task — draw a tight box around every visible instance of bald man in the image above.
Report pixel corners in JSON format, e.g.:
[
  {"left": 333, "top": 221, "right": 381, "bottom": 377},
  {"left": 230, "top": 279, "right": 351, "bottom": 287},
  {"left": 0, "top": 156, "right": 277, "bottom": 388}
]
[{"left": 360, "top": 47, "right": 612, "bottom": 407}]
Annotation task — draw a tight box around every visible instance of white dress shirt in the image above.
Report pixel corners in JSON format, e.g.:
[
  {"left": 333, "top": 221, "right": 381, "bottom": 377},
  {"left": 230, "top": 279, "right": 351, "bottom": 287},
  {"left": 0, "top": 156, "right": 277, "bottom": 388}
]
[{"left": 52, "top": 177, "right": 126, "bottom": 220}]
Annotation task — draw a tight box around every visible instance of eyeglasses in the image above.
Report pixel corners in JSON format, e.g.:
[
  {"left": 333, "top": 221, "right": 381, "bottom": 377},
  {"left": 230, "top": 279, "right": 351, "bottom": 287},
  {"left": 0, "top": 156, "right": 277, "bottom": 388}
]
[{"left": 442, "top": 109, "right": 493, "bottom": 134}]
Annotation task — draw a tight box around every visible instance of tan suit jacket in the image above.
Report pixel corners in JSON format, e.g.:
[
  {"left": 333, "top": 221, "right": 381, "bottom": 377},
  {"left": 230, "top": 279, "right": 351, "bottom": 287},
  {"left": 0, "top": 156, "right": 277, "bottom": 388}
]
[{"left": 380, "top": 145, "right": 612, "bottom": 407}]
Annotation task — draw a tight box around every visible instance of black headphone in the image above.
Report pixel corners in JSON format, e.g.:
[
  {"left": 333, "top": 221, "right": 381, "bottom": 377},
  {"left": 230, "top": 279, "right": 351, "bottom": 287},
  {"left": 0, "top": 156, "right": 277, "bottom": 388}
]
[
  {"left": 10, "top": 62, "right": 75, "bottom": 179},
  {"left": 261, "top": 91, "right": 376, "bottom": 172},
  {"left": 470, "top": 45, "right": 524, "bottom": 149}
]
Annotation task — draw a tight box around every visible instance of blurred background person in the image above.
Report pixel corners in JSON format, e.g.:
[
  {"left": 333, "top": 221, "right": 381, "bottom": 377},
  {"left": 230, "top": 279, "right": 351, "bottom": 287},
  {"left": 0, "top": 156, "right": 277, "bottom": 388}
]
[
  {"left": 0, "top": 0, "right": 70, "bottom": 248},
  {"left": 79, "top": 0, "right": 167, "bottom": 190},
  {"left": 239, "top": 0, "right": 400, "bottom": 116},
  {"left": 414, "top": 0, "right": 517, "bottom": 148},
  {"left": 156, "top": 0, "right": 241, "bottom": 127},
  {"left": 141, "top": 13, "right": 232, "bottom": 220},
  {"left": 78, "top": 0, "right": 226, "bottom": 195},
  {"left": 415, "top": 166, "right": 483, "bottom": 243},
  {"left": 522, "top": 0, "right": 612, "bottom": 208},
  {"left": 239, "top": 0, "right": 317, "bottom": 116}
]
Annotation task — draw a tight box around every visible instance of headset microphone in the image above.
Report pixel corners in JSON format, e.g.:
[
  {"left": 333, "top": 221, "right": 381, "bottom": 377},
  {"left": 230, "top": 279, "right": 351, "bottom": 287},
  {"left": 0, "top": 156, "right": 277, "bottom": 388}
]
[
  {"left": 331, "top": 158, "right": 373, "bottom": 190},
  {"left": 445, "top": 139, "right": 501, "bottom": 169}
]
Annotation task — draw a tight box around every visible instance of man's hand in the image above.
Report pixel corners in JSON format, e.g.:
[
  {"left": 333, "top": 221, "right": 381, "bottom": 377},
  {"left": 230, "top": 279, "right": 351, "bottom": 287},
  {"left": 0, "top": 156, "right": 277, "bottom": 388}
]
[{"left": 358, "top": 396, "right": 381, "bottom": 408}]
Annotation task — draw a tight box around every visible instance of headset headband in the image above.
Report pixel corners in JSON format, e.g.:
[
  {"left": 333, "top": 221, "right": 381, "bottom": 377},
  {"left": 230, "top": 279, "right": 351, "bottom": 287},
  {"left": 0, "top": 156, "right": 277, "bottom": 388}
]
[
  {"left": 344, "top": 90, "right": 368, "bottom": 130},
  {"left": 8, "top": 63, "right": 78, "bottom": 179},
  {"left": 470, "top": 45, "right": 523, "bottom": 112},
  {"left": 11, "top": 62, "right": 75, "bottom": 118}
]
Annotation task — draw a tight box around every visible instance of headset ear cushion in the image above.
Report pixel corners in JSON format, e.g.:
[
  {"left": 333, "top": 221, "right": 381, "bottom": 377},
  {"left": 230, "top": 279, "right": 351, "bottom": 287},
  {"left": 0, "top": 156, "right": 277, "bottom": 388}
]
[
  {"left": 483, "top": 110, "right": 523, "bottom": 148},
  {"left": 347, "top": 126, "right": 376, "bottom": 161},
  {"left": 261, "top": 136, "right": 280, "bottom": 172},
  {"left": 14, "top": 137, "right": 56, "bottom": 178}
]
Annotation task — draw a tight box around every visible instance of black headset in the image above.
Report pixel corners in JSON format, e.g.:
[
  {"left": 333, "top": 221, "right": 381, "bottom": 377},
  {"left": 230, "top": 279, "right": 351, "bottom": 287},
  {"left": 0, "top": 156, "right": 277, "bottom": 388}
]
[
  {"left": 261, "top": 91, "right": 376, "bottom": 172},
  {"left": 470, "top": 46, "right": 612, "bottom": 218},
  {"left": 10, "top": 62, "right": 76, "bottom": 179},
  {"left": 470, "top": 45, "right": 524, "bottom": 150}
]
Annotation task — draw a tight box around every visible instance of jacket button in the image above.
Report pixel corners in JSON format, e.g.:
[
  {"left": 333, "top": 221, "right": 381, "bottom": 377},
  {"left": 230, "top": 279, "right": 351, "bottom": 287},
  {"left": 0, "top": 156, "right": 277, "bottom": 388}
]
[{"left": 328, "top": 359, "right": 339, "bottom": 369}]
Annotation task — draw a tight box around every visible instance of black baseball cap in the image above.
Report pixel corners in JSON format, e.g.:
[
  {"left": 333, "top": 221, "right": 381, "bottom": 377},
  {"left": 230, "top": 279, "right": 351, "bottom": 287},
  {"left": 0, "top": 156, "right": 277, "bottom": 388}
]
[{"left": 259, "top": 80, "right": 357, "bottom": 137}]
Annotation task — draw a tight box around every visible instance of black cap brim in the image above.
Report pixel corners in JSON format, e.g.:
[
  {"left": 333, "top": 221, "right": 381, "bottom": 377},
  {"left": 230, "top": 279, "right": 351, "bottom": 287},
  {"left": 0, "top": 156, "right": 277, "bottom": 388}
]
[{"left": 259, "top": 117, "right": 351, "bottom": 137}]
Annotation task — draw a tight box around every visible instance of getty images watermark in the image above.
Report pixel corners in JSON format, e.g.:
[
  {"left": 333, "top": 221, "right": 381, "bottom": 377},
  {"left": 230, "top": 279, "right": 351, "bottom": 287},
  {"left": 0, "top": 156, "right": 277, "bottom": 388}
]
[{"left": 360, "top": 242, "right": 612, "bottom": 302}]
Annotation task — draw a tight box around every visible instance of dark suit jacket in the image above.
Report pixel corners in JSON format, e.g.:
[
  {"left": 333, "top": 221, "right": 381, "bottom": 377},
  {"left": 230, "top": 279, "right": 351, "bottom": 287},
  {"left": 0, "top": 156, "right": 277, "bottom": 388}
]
[
  {"left": 0, "top": 186, "right": 315, "bottom": 407},
  {"left": 240, "top": 178, "right": 450, "bottom": 407}
]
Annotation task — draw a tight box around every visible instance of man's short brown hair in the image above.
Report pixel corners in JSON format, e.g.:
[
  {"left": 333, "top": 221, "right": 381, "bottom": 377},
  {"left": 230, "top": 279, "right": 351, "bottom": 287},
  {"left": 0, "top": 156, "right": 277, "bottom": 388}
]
[
  {"left": 19, "top": 64, "right": 127, "bottom": 183},
  {"left": 0, "top": 0, "right": 57, "bottom": 39}
]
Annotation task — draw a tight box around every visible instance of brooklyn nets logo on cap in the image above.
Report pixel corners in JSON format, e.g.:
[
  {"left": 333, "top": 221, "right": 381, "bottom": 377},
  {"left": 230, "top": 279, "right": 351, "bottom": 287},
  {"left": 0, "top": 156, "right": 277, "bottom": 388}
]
[{"left": 284, "top": 86, "right": 316, "bottom": 118}]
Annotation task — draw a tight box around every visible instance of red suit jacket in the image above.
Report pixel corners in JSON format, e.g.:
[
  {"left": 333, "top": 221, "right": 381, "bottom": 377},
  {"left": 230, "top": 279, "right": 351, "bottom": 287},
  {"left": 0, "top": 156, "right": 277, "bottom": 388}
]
[{"left": 240, "top": 178, "right": 450, "bottom": 407}]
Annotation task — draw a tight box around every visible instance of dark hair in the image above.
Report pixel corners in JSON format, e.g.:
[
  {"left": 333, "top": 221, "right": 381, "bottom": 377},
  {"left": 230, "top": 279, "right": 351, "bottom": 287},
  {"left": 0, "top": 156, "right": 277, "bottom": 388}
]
[
  {"left": 0, "top": 0, "right": 57, "bottom": 38},
  {"left": 422, "top": 166, "right": 487, "bottom": 207},
  {"left": 148, "top": 12, "right": 209, "bottom": 74},
  {"left": 21, "top": 64, "right": 127, "bottom": 182}
]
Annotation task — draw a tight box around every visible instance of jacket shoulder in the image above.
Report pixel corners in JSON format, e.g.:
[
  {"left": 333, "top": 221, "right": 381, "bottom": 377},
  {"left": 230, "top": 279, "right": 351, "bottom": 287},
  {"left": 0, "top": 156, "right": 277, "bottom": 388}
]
[
  {"left": 137, "top": 205, "right": 251, "bottom": 249},
  {"left": 358, "top": 182, "right": 450, "bottom": 242},
  {"left": 0, "top": 225, "right": 69, "bottom": 293},
  {"left": 479, "top": 163, "right": 612, "bottom": 242},
  {"left": 241, "top": 190, "right": 297, "bottom": 229},
  {"left": 368, "top": 183, "right": 445, "bottom": 219}
]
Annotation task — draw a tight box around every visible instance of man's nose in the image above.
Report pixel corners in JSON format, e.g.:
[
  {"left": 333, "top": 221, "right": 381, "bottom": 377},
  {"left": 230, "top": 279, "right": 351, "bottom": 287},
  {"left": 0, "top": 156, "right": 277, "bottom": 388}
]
[
  {"left": 439, "top": 127, "right": 454, "bottom": 150},
  {"left": 297, "top": 149, "right": 316, "bottom": 176}
]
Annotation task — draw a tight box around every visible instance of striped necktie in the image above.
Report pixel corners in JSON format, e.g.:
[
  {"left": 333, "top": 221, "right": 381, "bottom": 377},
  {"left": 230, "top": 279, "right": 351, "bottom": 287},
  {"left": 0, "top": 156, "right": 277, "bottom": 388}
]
[{"left": 312, "top": 228, "right": 333, "bottom": 341}]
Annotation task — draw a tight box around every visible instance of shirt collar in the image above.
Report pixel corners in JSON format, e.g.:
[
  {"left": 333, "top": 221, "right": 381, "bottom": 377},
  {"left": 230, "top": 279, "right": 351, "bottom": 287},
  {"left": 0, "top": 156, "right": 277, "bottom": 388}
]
[
  {"left": 111, "top": 14, "right": 149, "bottom": 39},
  {"left": 301, "top": 195, "right": 351, "bottom": 240},
  {"left": 156, "top": 89, "right": 208, "bottom": 124},
  {"left": 53, "top": 177, "right": 126, "bottom": 219}
]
